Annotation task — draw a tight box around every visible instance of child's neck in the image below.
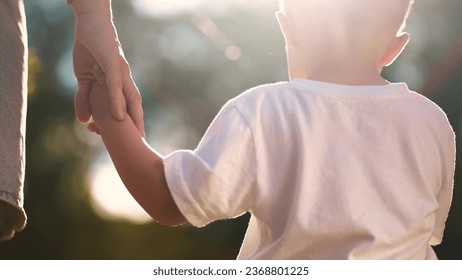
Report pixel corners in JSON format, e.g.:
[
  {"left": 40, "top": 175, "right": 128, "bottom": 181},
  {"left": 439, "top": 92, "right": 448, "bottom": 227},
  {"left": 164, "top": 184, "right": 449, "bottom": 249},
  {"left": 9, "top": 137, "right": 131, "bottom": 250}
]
[
  {"left": 305, "top": 65, "right": 389, "bottom": 86},
  {"left": 288, "top": 44, "right": 390, "bottom": 86},
  {"left": 301, "top": 53, "right": 390, "bottom": 86}
]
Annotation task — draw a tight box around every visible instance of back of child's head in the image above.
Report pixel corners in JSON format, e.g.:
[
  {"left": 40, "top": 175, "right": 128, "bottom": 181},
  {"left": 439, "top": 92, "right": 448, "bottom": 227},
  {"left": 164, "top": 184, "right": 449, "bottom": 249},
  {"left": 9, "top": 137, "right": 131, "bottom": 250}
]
[
  {"left": 279, "top": 0, "right": 413, "bottom": 37},
  {"left": 278, "top": 0, "right": 414, "bottom": 73}
]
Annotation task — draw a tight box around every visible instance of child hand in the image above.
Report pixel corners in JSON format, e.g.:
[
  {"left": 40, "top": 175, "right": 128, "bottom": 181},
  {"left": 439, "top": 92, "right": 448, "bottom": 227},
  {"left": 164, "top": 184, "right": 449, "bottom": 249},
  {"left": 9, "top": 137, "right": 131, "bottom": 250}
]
[
  {"left": 86, "top": 66, "right": 113, "bottom": 134},
  {"left": 69, "top": 0, "right": 145, "bottom": 136},
  {"left": 86, "top": 121, "right": 100, "bottom": 135}
]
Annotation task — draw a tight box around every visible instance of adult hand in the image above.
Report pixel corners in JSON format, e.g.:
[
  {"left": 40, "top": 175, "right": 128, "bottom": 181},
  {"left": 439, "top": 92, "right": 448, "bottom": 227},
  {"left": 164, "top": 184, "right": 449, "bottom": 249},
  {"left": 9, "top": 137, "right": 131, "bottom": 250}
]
[
  {"left": 0, "top": 201, "right": 22, "bottom": 241},
  {"left": 69, "top": 0, "right": 144, "bottom": 135}
]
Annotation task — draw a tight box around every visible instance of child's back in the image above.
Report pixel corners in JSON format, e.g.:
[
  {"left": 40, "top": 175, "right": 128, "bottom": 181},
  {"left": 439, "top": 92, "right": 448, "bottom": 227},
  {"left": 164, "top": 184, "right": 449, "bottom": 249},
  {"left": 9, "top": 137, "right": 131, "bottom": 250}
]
[{"left": 170, "top": 79, "right": 454, "bottom": 259}]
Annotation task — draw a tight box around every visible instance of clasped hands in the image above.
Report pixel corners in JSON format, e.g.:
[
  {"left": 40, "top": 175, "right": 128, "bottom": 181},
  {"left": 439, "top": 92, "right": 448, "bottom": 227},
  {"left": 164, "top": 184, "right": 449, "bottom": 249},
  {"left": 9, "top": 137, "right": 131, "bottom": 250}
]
[{"left": 70, "top": 0, "right": 145, "bottom": 136}]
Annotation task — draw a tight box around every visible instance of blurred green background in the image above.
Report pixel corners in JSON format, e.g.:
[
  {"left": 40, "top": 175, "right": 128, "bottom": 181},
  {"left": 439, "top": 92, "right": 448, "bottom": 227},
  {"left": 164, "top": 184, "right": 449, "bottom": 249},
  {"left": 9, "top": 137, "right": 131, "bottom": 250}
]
[{"left": 0, "top": 0, "right": 460, "bottom": 259}]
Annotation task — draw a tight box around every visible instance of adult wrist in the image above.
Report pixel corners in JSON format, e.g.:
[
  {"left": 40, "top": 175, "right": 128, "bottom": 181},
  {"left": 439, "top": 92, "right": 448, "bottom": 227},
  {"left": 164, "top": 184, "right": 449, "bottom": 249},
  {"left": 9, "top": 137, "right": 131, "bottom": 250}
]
[
  {"left": 68, "top": 0, "right": 112, "bottom": 19},
  {"left": 67, "top": 0, "right": 111, "bottom": 6}
]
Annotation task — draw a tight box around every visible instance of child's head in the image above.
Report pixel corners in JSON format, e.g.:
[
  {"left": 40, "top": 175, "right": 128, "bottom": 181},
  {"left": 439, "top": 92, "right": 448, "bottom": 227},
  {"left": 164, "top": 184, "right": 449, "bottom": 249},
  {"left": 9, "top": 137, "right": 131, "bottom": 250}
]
[{"left": 277, "top": 0, "right": 414, "bottom": 82}]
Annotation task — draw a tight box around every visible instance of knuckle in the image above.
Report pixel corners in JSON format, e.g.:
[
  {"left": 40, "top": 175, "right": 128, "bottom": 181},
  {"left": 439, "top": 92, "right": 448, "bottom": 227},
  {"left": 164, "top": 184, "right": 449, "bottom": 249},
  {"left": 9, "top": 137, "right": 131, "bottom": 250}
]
[
  {"left": 106, "top": 79, "right": 123, "bottom": 90},
  {"left": 128, "top": 91, "right": 142, "bottom": 104}
]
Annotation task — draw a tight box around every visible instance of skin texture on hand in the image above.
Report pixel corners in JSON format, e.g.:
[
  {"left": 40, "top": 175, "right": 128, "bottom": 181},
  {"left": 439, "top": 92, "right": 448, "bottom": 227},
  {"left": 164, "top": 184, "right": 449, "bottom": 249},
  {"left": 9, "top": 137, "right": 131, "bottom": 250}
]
[
  {"left": 69, "top": 0, "right": 145, "bottom": 136},
  {"left": 0, "top": 200, "right": 25, "bottom": 241}
]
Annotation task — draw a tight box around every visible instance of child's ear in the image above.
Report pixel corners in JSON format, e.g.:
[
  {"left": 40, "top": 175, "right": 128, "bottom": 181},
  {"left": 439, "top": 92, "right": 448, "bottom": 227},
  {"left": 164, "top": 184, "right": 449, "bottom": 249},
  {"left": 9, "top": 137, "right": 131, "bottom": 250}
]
[
  {"left": 381, "top": 32, "right": 410, "bottom": 67},
  {"left": 276, "top": 11, "right": 299, "bottom": 46}
]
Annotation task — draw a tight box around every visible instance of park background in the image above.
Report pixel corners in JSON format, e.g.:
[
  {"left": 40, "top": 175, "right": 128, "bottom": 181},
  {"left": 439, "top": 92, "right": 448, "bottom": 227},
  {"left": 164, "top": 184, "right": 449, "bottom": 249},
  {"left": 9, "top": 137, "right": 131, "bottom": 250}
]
[{"left": 0, "top": 0, "right": 461, "bottom": 259}]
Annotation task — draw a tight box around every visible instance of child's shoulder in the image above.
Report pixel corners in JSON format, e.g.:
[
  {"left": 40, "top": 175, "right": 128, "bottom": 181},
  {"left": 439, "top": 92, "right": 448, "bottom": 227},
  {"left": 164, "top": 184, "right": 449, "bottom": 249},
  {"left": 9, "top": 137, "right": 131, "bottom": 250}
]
[
  {"left": 404, "top": 89, "right": 451, "bottom": 123},
  {"left": 216, "top": 81, "right": 292, "bottom": 123},
  {"left": 241, "top": 81, "right": 290, "bottom": 97},
  {"left": 228, "top": 81, "right": 291, "bottom": 106}
]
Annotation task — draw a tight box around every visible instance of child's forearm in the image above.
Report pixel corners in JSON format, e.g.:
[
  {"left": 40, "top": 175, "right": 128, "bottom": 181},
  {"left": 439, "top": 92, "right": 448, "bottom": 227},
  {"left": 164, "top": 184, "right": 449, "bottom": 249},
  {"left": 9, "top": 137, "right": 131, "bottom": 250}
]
[{"left": 92, "top": 94, "right": 186, "bottom": 226}]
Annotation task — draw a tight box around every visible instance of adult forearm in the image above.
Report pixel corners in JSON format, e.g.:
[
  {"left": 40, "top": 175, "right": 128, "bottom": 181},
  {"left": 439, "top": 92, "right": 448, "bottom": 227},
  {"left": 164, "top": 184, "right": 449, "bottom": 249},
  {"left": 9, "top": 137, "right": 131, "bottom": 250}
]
[
  {"left": 67, "top": 0, "right": 111, "bottom": 16},
  {"left": 67, "top": 0, "right": 114, "bottom": 34}
]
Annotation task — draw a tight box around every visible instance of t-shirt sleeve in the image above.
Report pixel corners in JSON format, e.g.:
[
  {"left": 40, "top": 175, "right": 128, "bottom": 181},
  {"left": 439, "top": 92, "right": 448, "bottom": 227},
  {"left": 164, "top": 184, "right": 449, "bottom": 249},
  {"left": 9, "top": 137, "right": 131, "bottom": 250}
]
[
  {"left": 163, "top": 102, "right": 257, "bottom": 227},
  {"left": 429, "top": 132, "right": 456, "bottom": 246}
]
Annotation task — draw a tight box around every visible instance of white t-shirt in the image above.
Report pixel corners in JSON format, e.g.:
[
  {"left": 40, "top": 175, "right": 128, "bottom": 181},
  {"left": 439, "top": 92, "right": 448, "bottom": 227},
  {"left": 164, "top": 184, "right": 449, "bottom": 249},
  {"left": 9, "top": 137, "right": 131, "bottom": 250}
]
[{"left": 163, "top": 79, "right": 455, "bottom": 259}]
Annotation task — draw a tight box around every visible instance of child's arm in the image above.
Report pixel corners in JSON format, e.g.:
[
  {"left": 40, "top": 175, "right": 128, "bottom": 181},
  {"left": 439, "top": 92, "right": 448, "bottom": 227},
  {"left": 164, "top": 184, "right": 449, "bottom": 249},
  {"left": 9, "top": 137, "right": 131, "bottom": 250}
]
[{"left": 88, "top": 83, "right": 187, "bottom": 226}]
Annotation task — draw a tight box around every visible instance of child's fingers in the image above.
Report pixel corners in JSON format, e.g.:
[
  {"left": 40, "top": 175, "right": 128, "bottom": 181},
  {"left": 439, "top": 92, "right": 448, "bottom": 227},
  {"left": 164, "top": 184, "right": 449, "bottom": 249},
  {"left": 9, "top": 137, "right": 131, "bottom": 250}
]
[
  {"left": 75, "top": 82, "right": 92, "bottom": 123},
  {"left": 124, "top": 75, "right": 145, "bottom": 137},
  {"left": 87, "top": 121, "right": 101, "bottom": 135},
  {"left": 105, "top": 61, "right": 126, "bottom": 121},
  {"left": 127, "top": 97, "right": 145, "bottom": 138}
]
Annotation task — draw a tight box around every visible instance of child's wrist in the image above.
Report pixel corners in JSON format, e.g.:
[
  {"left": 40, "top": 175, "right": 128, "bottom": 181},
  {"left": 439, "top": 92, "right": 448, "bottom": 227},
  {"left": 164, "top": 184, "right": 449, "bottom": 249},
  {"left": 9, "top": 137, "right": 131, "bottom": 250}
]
[{"left": 90, "top": 105, "right": 114, "bottom": 126}]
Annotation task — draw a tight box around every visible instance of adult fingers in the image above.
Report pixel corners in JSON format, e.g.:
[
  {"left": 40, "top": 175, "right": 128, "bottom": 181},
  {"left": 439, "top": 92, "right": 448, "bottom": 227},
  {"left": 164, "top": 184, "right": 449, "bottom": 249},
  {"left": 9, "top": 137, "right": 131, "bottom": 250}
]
[
  {"left": 0, "top": 227, "right": 14, "bottom": 241},
  {"left": 0, "top": 202, "right": 8, "bottom": 241},
  {"left": 124, "top": 74, "right": 145, "bottom": 137},
  {"left": 104, "top": 60, "right": 126, "bottom": 121},
  {"left": 74, "top": 82, "right": 92, "bottom": 123},
  {"left": 0, "top": 202, "right": 15, "bottom": 241},
  {"left": 93, "top": 65, "right": 106, "bottom": 86}
]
